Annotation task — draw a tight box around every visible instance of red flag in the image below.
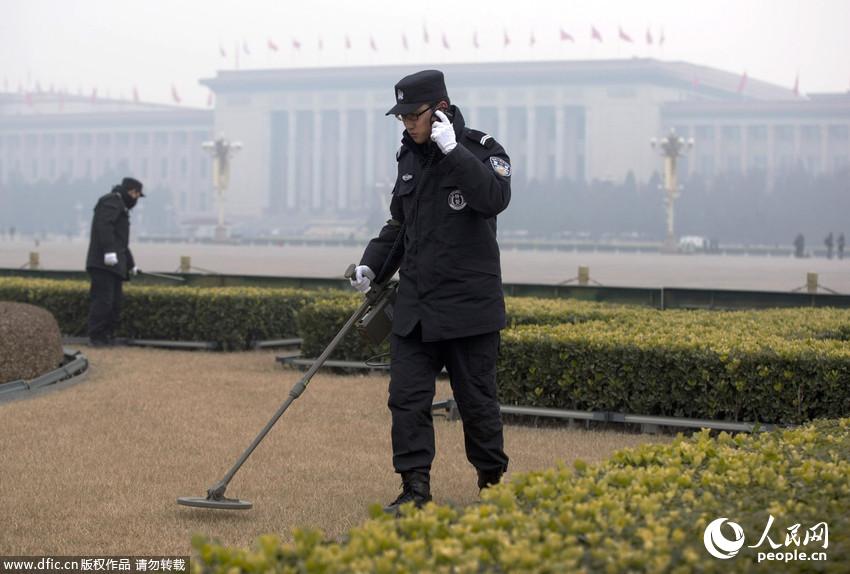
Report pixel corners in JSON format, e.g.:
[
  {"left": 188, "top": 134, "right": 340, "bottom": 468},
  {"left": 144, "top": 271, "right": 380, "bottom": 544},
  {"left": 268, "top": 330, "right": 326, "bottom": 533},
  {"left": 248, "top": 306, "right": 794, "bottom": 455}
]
[
  {"left": 473, "top": 31, "right": 479, "bottom": 49},
  {"left": 792, "top": 73, "right": 799, "bottom": 96},
  {"left": 292, "top": 38, "right": 301, "bottom": 50},
  {"left": 503, "top": 29, "right": 510, "bottom": 47},
  {"left": 646, "top": 28, "right": 653, "bottom": 45},
  {"left": 560, "top": 29, "right": 574, "bottom": 42},
  {"left": 345, "top": 35, "right": 351, "bottom": 50},
  {"left": 529, "top": 31, "right": 536, "bottom": 47},
  {"left": 370, "top": 36, "right": 378, "bottom": 51},
  {"left": 402, "top": 33, "right": 409, "bottom": 50},
  {"left": 219, "top": 44, "right": 227, "bottom": 58},
  {"left": 591, "top": 26, "right": 603, "bottom": 42},
  {"left": 207, "top": 91, "right": 214, "bottom": 107},
  {"left": 171, "top": 84, "right": 181, "bottom": 104},
  {"left": 692, "top": 74, "right": 700, "bottom": 90},
  {"left": 132, "top": 86, "right": 139, "bottom": 103},
  {"left": 737, "top": 71, "right": 748, "bottom": 94},
  {"left": 268, "top": 38, "right": 279, "bottom": 52},
  {"left": 423, "top": 24, "right": 429, "bottom": 44},
  {"left": 442, "top": 32, "right": 450, "bottom": 50},
  {"left": 618, "top": 27, "right": 633, "bottom": 43}
]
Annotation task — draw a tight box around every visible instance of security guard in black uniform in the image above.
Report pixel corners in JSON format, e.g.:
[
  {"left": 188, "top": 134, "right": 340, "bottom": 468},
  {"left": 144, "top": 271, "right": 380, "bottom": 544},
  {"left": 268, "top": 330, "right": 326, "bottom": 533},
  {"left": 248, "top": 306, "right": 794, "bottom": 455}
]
[
  {"left": 85, "top": 177, "right": 144, "bottom": 347},
  {"left": 350, "top": 70, "right": 511, "bottom": 513}
]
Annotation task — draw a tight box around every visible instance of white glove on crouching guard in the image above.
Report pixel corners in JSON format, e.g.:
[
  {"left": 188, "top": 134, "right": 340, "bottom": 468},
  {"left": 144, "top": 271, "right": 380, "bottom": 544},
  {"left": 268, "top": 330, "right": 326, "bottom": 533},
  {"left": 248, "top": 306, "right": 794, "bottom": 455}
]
[
  {"left": 104, "top": 252, "right": 118, "bottom": 266},
  {"left": 350, "top": 265, "right": 375, "bottom": 293},
  {"left": 430, "top": 110, "right": 457, "bottom": 155}
]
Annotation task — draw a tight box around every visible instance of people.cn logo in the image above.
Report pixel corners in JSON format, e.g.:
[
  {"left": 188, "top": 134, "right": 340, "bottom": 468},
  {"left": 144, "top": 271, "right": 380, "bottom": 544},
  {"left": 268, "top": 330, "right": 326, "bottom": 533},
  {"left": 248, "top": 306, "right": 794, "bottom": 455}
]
[{"left": 704, "top": 518, "right": 746, "bottom": 559}]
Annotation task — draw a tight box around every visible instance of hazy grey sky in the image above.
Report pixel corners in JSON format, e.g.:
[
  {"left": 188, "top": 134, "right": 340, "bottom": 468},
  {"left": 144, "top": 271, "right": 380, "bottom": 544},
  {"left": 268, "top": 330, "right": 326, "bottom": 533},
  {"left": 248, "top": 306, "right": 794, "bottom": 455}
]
[{"left": 2, "top": 0, "right": 848, "bottom": 107}]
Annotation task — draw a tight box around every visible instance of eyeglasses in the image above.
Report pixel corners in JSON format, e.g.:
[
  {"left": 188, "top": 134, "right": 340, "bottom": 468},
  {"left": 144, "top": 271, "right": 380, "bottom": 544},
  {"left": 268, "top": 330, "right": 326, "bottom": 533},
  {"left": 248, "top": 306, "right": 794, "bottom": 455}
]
[{"left": 395, "top": 105, "right": 434, "bottom": 123}]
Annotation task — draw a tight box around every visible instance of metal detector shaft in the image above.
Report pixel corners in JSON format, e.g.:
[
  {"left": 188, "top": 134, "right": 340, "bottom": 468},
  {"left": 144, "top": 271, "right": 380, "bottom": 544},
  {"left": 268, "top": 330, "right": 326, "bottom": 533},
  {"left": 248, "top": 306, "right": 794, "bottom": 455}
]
[
  {"left": 140, "top": 270, "right": 186, "bottom": 282},
  {"left": 205, "top": 266, "right": 381, "bottom": 500}
]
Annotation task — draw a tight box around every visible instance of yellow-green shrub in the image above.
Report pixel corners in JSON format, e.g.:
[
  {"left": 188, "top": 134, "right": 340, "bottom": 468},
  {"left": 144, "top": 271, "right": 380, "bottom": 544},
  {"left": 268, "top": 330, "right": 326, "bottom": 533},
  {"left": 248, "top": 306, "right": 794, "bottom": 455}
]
[{"left": 192, "top": 417, "right": 850, "bottom": 573}]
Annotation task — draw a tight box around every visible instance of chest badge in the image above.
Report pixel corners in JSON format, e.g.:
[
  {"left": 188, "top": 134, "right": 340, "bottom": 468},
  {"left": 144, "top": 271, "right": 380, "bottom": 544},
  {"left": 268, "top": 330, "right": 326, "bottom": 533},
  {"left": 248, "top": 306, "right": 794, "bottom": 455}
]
[
  {"left": 490, "top": 156, "right": 512, "bottom": 177},
  {"left": 401, "top": 173, "right": 413, "bottom": 182},
  {"left": 448, "top": 190, "right": 467, "bottom": 211}
]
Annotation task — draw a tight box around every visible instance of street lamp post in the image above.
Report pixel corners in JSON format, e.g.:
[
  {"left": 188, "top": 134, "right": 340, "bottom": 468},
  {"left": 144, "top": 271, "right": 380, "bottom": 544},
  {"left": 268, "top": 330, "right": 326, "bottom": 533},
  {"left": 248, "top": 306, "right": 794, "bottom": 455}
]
[
  {"left": 201, "top": 134, "right": 243, "bottom": 241},
  {"left": 650, "top": 129, "right": 693, "bottom": 253}
]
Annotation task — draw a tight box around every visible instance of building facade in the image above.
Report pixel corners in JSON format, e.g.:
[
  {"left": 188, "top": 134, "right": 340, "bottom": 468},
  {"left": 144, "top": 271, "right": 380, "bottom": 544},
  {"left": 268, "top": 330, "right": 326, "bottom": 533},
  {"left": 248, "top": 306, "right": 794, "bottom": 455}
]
[
  {"left": 202, "top": 59, "right": 849, "bottom": 221},
  {"left": 2, "top": 59, "right": 848, "bottom": 229},
  {"left": 0, "top": 93, "right": 213, "bottom": 221}
]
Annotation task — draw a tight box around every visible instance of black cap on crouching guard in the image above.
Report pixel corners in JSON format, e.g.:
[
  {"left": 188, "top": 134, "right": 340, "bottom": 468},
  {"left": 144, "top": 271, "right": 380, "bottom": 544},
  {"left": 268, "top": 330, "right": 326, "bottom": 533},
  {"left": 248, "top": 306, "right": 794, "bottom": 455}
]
[{"left": 121, "top": 177, "right": 144, "bottom": 197}]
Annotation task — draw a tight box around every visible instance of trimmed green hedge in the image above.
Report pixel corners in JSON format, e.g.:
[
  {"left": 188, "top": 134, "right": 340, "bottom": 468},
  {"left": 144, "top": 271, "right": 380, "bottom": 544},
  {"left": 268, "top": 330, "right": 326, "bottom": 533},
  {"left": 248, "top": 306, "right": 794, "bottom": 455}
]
[
  {"left": 295, "top": 296, "right": 850, "bottom": 423},
  {"left": 500, "top": 319, "right": 850, "bottom": 425},
  {"left": 5, "top": 277, "right": 849, "bottom": 422},
  {"left": 192, "top": 417, "right": 850, "bottom": 573},
  {"left": 296, "top": 295, "right": 629, "bottom": 359},
  {"left": 295, "top": 295, "right": 378, "bottom": 360},
  {"left": 0, "top": 277, "right": 337, "bottom": 350}
]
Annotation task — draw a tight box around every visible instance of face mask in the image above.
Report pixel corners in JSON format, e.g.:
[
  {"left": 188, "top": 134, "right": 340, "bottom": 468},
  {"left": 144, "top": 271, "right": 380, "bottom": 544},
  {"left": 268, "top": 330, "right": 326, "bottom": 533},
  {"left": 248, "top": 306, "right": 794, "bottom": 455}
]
[{"left": 120, "top": 189, "right": 138, "bottom": 209}]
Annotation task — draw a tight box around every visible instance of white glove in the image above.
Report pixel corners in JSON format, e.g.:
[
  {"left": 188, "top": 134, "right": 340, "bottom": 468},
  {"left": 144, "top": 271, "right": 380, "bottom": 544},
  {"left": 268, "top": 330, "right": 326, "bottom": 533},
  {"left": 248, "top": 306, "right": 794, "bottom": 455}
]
[
  {"left": 104, "top": 252, "right": 118, "bottom": 266},
  {"left": 131, "top": 266, "right": 140, "bottom": 276},
  {"left": 430, "top": 110, "right": 457, "bottom": 154},
  {"left": 350, "top": 265, "right": 375, "bottom": 293}
]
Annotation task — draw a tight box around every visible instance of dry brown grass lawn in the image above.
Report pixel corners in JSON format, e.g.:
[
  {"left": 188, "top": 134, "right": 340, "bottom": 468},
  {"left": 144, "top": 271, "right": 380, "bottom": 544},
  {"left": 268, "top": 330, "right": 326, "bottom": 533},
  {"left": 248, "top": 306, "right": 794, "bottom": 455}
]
[{"left": 0, "top": 347, "right": 671, "bottom": 556}]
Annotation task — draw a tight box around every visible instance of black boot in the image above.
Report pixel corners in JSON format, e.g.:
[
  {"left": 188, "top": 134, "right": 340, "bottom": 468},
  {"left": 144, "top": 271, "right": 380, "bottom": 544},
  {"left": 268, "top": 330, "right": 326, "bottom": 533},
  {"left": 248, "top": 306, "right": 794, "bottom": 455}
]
[
  {"left": 383, "top": 471, "right": 432, "bottom": 515},
  {"left": 477, "top": 468, "right": 503, "bottom": 492}
]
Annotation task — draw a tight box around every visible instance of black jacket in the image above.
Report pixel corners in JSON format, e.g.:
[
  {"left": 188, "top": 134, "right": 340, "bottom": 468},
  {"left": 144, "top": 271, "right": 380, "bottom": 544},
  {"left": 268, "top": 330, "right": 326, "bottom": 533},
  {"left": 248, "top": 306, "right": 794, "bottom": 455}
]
[
  {"left": 361, "top": 106, "right": 511, "bottom": 341},
  {"left": 85, "top": 189, "right": 135, "bottom": 280}
]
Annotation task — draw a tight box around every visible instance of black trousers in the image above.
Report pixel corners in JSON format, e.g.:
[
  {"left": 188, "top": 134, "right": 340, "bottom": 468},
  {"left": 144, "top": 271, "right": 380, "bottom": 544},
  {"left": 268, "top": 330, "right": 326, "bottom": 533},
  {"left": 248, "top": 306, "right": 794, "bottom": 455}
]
[
  {"left": 388, "top": 324, "right": 509, "bottom": 475},
  {"left": 87, "top": 269, "right": 123, "bottom": 341}
]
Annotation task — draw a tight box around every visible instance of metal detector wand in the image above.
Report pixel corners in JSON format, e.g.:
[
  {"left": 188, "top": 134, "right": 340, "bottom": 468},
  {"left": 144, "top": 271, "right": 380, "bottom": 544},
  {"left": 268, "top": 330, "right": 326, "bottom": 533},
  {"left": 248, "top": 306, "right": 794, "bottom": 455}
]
[
  {"left": 138, "top": 270, "right": 186, "bottom": 282},
  {"left": 178, "top": 264, "right": 386, "bottom": 510}
]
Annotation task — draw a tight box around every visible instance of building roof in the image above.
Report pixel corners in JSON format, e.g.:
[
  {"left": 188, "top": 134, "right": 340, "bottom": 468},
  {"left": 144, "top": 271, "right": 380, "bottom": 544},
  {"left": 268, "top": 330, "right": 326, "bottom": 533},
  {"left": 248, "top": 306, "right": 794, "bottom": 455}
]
[
  {"left": 201, "top": 58, "right": 799, "bottom": 102},
  {"left": 662, "top": 98, "right": 850, "bottom": 120},
  {"left": 0, "top": 92, "right": 211, "bottom": 130}
]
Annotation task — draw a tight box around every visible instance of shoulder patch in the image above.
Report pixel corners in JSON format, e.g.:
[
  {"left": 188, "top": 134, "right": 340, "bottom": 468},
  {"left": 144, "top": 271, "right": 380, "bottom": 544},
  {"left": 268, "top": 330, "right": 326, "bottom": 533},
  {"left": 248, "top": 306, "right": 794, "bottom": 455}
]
[
  {"left": 489, "top": 156, "right": 511, "bottom": 178},
  {"left": 464, "top": 128, "right": 495, "bottom": 149}
]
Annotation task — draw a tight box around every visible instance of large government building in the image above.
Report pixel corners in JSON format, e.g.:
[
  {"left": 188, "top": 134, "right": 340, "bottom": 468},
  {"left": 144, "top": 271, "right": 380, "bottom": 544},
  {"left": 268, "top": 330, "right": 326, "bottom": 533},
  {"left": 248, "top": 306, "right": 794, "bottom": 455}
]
[{"left": 2, "top": 58, "right": 849, "bottom": 229}]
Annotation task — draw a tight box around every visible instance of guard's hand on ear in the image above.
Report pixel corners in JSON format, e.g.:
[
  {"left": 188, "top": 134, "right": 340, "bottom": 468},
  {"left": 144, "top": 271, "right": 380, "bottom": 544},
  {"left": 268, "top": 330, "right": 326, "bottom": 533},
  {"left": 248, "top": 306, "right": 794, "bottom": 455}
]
[{"left": 430, "top": 110, "right": 457, "bottom": 155}]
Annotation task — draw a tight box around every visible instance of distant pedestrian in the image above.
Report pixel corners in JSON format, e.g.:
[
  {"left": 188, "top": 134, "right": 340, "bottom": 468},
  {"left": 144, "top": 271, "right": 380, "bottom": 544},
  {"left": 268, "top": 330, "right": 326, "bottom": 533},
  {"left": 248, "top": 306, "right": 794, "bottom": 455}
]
[
  {"left": 85, "top": 177, "right": 145, "bottom": 347},
  {"left": 793, "top": 233, "right": 805, "bottom": 258},
  {"left": 825, "top": 232, "right": 834, "bottom": 260},
  {"left": 838, "top": 233, "right": 845, "bottom": 260}
]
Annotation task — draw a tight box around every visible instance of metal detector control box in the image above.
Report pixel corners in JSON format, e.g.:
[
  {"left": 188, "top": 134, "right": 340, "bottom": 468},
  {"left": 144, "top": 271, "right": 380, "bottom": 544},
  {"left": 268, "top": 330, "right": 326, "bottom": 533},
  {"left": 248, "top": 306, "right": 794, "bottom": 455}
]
[{"left": 356, "top": 283, "right": 397, "bottom": 345}]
